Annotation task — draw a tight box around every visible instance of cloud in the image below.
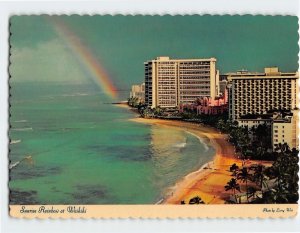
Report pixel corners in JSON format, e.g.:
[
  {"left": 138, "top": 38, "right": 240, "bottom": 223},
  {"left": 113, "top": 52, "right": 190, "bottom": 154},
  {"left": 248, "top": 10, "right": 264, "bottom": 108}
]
[{"left": 10, "top": 39, "right": 88, "bottom": 83}]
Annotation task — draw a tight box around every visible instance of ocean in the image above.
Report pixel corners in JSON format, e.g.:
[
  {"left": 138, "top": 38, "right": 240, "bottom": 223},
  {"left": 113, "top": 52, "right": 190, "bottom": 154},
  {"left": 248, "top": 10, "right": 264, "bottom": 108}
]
[{"left": 9, "top": 82, "right": 215, "bottom": 204}]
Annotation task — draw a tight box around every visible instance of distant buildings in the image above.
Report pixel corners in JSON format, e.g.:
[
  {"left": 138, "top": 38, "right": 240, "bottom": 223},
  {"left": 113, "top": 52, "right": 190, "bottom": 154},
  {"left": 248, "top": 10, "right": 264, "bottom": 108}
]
[
  {"left": 227, "top": 67, "right": 299, "bottom": 121},
  {"left": 144, "top": 56, "right": 220, "bottom": 108},
  {"left": 130, "top": 83, "right": 145, "bottom": 103}
]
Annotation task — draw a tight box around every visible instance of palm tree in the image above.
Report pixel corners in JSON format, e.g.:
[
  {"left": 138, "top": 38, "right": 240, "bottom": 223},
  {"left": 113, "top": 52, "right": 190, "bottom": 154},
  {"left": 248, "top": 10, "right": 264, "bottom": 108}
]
[
  {"left": 237, "top": 167, "right": 252, "bottom": 203},
  {"left": 247, "top": 186, "right": 259, "bottom": 202},
  {"left": 225, "top": 178, "right": 241, "bottom": 203},
  {"left": 249, "top": 164, "right": 266, "bottom": 191},
  {"left": 270, "top": 144, "right": 299, "bottom": 203},
  {"left": 229, "top": 163, "right": 239, "bottom": 176}
]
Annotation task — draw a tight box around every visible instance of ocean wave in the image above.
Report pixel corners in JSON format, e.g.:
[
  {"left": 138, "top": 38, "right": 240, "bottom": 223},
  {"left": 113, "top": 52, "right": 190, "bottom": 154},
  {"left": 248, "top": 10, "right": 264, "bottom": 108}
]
[
  {"left": 11, "top": 127, "right": 33, "bottom": 131},
  {"left": 9, "top": 161, "right": 20, "bottom": 169},
  {"left": 13, "top": 120, "right": 27, "bottom": 123},
  {"left": 61, "top": 93, "right": 89, "bottom": 97},
  {"left": 159, "top": 160, "right": 214, "bottom": 204},
  {"left": 186, "top": 131, "right": 209, "bottom": 151},
  {"left": 10, "top": 139, "right": 21, "bottom": 145},
  {"left": 9, "top": 155, "right": 33, "bottom": 170},
  {"left": 174, "top": 142, "right": 187, "bottom": 148}
]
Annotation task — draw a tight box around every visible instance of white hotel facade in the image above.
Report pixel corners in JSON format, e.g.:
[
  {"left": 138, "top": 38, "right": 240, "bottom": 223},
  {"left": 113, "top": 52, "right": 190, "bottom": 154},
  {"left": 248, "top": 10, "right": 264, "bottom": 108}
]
[
  {"left": 144, "top": 57, "right": 219, "bottom": 108},
  {"left": 227, "top": 67, "right": 298, "bottom": 121}
]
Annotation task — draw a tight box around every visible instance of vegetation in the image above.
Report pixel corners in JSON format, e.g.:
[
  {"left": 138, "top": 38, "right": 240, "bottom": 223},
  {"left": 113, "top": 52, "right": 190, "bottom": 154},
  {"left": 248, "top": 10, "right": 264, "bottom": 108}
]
[
  {"left": 217, "top": 119, "right": 274, "bottom": 161},
  {"left": 139, "top": 106, "right": 165, "bottom": 118},
  {"left": 127, "top": 97, "right": 148, "bottom": 114},
  {"left": 225, "top": 178, "right": 241, "bottom": 203},
  {"left": 188, "top": 196, "right": 205, "bottom": 204},
  {"left": 225, "top": 143, "right": 299, "bottom": 204},
  {"left": 127, "top": 97, "right": 140, "bottom": 108},
  {"left": 262, "top": 144, "right": 299, "bottom": 203},
  {"left": 140, "top": 106, "right": 229, "bottom": 123},
  {"left": 181, "top": 196, "right": 205, "bottom": 204}
]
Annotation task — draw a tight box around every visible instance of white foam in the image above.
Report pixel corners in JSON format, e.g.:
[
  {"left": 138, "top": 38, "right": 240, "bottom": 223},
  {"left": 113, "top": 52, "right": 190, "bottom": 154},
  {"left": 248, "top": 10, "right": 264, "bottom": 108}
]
[
  {"left": 11, "top": 127, "right": 33, "bottom": 131},
  {"left": 13, "top": 120, "right": 27, "bottom": 123},
  {"left": 9, "top": 161, "right": 20, "bottom": 170},
  {"left": 77, "top": 93, "right": 88, "bottom": 96},
  {"left": 10, "top": 139, "right": 21, "bottom": 145},
  {"left": 174, "top": 142, "right": 187, "bottom": 148},
  {"left": 160, "top": 160, "right": 214, "bottom": 203},
  {"left": 186, "top": 131, "right": 210, "bottom": 151},
  {"left": 61, "top": 93, "right": 88, "bottom": 97}
]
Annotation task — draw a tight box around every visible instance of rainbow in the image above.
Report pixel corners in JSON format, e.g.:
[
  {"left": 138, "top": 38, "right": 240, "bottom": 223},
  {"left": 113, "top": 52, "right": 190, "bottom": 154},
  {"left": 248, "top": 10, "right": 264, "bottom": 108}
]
[{"left": 48, "top": 17, "right": 117, "bottom": 99}]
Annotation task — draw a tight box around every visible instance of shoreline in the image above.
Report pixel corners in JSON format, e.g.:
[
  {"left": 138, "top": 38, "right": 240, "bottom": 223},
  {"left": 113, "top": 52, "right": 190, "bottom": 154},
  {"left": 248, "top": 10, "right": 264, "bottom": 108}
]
[
  {"left": 130, "top": 117, "right": 236, "bottom": 204},
  {"left": 130, "top": 117, "right": 272, "bottom": 204}
]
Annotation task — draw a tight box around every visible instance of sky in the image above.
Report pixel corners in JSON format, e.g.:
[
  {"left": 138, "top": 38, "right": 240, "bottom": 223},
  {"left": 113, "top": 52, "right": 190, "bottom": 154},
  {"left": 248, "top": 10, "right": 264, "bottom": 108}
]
[{"left": 10, "top": 15, "right": 298, "bottom": 90}]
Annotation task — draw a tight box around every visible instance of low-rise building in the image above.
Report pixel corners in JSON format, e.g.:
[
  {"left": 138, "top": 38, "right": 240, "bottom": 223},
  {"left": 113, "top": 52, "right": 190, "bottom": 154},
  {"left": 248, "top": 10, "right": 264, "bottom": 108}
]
[
  {"left": 237, "top": 110, "right": 299, "bottom": 151},
  {"left": 195, "top": 91, "right": 228, "bottom": 115},
  {"left": 272, "top": 111, "right": 299, "bottom": 151},
  {"left": 238, "top": 118, "right": 272, "bottom": 128}
]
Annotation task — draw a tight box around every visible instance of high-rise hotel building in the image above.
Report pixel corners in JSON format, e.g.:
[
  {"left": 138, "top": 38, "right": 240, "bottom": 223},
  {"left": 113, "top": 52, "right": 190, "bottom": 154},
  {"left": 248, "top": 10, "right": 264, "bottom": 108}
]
[
  {"left": 144, "top": 57, "right": 219, "bottom": 108},
  {"left": 227, "top": 67, "right": 299, "bottom": 121}
]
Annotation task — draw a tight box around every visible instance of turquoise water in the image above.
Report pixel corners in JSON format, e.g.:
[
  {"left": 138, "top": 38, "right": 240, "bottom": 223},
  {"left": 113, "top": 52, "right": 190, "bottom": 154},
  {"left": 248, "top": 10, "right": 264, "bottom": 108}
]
[{"left": 9, "top": 82, "right": 215, "bottom": 204}]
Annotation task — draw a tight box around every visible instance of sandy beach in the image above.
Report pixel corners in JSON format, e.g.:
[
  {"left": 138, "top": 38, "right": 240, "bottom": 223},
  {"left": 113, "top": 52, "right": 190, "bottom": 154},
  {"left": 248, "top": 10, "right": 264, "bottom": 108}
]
[{"left": 130, "top": 117, "right": 271, "bottom": 204}]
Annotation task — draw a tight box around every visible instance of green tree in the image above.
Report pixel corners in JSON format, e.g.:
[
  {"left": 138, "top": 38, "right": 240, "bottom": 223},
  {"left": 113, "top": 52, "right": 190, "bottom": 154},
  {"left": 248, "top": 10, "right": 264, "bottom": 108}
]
[
  {"left": 188, "top": 196, "right": 205, "bottom": 204},
  {"left": 225, "top": 178, "right": 241, "bottom": 203},
  {"left": 229, "top": 163, "right": 239, "bottom": 176},
  {"left": 268, "top": 144, "right": 299, "bottom": 203},
  {"left": 249, "top": 164, "right": 266, "bottom": 190},
  {"left": 237, "top": 167, "right": 252, "bottom": 203}
]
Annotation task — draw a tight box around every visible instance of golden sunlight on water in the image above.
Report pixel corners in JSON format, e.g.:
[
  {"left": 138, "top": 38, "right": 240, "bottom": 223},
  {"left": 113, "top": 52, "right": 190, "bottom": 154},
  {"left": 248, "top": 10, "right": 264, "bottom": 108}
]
[{"left": 150, "top": 125, "right": 186, "bottom": 155}]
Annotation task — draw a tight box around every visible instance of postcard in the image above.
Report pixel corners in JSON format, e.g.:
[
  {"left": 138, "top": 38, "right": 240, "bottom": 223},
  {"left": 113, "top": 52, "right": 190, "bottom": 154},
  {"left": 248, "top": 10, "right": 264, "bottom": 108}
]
[{"left": 9, "top": 15, "right": 298, "bottom": 218}]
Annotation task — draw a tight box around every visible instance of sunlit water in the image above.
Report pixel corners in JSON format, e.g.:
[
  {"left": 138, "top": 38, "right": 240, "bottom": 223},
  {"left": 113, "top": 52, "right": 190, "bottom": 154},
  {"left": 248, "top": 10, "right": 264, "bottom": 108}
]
[{"left": 9, "top": 82, "right": 215, "bottom": 204}]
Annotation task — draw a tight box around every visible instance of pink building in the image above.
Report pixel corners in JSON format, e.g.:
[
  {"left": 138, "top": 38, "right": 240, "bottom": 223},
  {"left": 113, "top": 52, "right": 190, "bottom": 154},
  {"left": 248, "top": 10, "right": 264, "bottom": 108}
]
[
  {"left": 196, "top": 91, "right": 228, "bottom": 115},
  {"left": 179, "top": 103, "right": 198, "bottom": 113}
]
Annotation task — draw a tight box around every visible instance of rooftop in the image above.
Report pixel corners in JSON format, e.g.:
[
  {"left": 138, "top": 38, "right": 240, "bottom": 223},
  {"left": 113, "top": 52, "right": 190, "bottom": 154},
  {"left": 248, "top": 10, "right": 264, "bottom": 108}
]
[
  {"left": 225, "top": 67, "right": 298, "bottom": 79},
  {"left": 144, "top": 56, "right": 217, "bottom": 63}
]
